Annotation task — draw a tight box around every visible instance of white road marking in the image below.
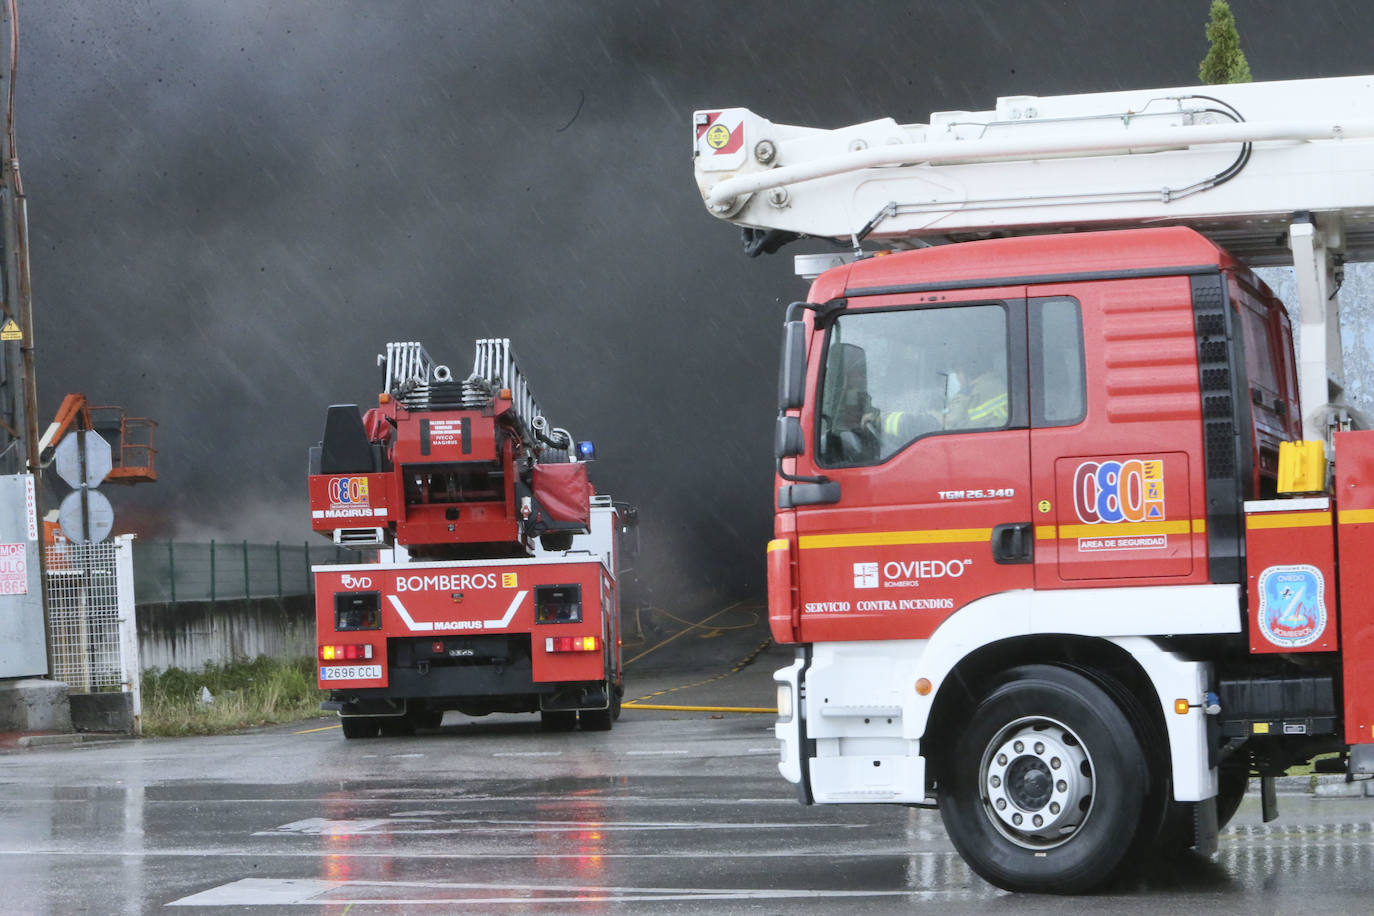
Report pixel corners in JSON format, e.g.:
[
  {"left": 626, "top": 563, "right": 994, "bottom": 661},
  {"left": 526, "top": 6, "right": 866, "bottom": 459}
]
[
  {"left": 255, "top": 816, "right": 839, "bottom": 836},
  {"left": 267, "top": 818, "right": 396, "bottom": 836},
  {"left": 625, "top": 749, "right": 690, "bottom": 756},
  {"left": 168, "top": 877, "right": 933, "bottom": 907},
  {"left": 492, "top": 751, "right": 563, "bottom": 757}
]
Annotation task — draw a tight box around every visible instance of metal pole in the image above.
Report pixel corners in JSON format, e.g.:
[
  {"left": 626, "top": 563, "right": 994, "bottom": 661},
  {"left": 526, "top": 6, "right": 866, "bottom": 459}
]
[
  {"left": 209, "top": 539, "right": 215, "bottom": 603},
  {"left": 167, "top": 540, "right": 175, "bottom": 604},
  {"left": 304, "top": 542, "right": 311, "bottom": 595},
  {"left": 242, "top": 539, "right": 249, "bottom": 599},
  {"left": 2, "top": 2, "right": 48, "bottom": 675},
  {"left": 275, "top": 541, "right": 282, "bottom": 598},
  {"left": 76, "top": 428, "right": 89, "bottom": 539}
]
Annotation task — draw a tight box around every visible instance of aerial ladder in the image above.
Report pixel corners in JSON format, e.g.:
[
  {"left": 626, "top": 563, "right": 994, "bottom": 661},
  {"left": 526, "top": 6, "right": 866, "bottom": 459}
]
[
  {"left": 692, "top": 73, "right": 1374, "bottom": 892},
  {"left": 308, "top": 339, "right": 631, "bottom": 737}
]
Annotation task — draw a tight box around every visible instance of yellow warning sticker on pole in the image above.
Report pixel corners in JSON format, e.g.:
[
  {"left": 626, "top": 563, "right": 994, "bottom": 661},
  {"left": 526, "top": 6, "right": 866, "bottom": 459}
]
[{"left": 0, "top": 319, "right": 20, "bottom": 340}]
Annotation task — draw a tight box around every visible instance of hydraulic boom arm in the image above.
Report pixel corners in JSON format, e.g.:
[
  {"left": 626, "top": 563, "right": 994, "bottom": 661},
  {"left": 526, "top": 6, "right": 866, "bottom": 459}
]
[{"left": 694, "top": 73, "right": 1374, "bottom": 440}]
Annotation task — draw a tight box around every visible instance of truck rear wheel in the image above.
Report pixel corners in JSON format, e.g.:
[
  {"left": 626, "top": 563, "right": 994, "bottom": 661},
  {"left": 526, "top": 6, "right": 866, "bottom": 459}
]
[
  {"left": 378, "top": 716, "right": 414, "bottom": 737},
  {"left": 938, "top": 665, "right": 1149, "bottom": 894},
  {"left": 540, "top": 710, "right": 578, "bottom": 731},
  {"left": 579, "top": 682, "right": 619, "bottom": 732},
  {"left": 408, "top": 707, "right": 445, "bottom": 731},
  {"left": 1216, "top": 766, "right": 1249, "bottom": 829},
  {"left": 340, "top": 716, "right": 380, "bottom": 739}
]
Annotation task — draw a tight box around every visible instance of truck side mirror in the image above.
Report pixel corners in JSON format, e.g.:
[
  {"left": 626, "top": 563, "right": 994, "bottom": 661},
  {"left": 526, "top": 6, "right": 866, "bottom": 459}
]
[
  {"left": 776, "top": 416, "right": 804, "bottom": 458},
  {"left": 779, "top": 320, "right": 807, "bottom": 411}
]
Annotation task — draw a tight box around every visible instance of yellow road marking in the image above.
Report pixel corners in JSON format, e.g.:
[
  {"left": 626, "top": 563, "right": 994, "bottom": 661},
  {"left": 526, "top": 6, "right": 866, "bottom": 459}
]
[
  {"left": 623, "top": 601, "right": 744, "bottom": 666},
  {"left": 294, "top": 723, "right": 341, "bottom": 734},
  {"left": 622, "top": 704, "right": 776, "bottom": 714}
]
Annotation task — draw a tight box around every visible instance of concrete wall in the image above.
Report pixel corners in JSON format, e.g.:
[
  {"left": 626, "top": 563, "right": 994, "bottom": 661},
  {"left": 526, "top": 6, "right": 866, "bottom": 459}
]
[{"left": 136, "top": 595, "right": 315, "bottom": 672}]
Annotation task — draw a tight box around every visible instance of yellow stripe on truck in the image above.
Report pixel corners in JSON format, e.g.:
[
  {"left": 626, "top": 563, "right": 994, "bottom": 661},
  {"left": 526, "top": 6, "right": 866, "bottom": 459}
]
[
  {"left": 801, "top": 517, "right": 1208, "bottom": 551},
  {"left": 798, "top": 528, "right": 992, "bottom": 549},
  {"left": 767, "top": 538, "right": 789, "bottom": 553},
  {"left": 1055, "top": 520, "right": 1192, "bottom": 539},
  {"left": 1245, "top": 511, "right": 1332, "bottom": 530}
]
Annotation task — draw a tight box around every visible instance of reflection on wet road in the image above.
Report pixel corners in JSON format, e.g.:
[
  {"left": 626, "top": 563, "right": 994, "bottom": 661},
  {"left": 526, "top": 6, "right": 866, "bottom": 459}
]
[{"left": 1, "top": 664, "right": 1373, "bottom": 911}]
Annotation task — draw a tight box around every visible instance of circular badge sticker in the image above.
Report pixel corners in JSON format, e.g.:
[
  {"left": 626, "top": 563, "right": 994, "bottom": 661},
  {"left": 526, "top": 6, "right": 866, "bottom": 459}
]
[{"left": 1256, "top": 564, "right": 1326, "bottom": 648}]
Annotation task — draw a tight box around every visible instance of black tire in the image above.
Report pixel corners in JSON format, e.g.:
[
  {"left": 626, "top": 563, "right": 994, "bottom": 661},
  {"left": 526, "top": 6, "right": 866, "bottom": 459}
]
[
  {"left": 1216, "top": 766, "right": 1249, "bottom": 830},
  {"left": 580, "top": 707, "right": 613, "bottom": 731},
  {"left": 340, "top": 716, "right": 380, "bottom": 739},
  {"left": 408, "top": 706, "right": 445, "bottom": 731},
  {"left": 540, "top": 532, "right": 574, "bottom": 552},
  {"left": 1149, "top": 765, "right": 1250, "bottom": 857},
  {"left": 378, "top": 716, "right": 414, "bottom": 737},
  {"left": 611, "top": 683, "right": 623, "bottom": 722},
  {"left": 937, "top": 665, "right": 1150, "bottom": 894},
  {"left": 579, "top": 681, "right": 619, "bottom": 732},
  {"left": 540, "top": 710, "right": 578, "bottom": 732}
]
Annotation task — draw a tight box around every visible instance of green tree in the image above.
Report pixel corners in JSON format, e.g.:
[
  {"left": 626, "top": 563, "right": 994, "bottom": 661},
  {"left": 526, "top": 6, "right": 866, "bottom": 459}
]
[{"left": 1199, "top": 0, "right": 1252, "bottom": 84}]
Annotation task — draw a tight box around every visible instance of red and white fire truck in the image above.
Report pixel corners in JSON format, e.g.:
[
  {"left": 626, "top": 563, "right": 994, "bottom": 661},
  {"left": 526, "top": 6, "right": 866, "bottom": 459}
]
[
  {"left": 307, "top": 339, "right": 630, "bottom": 737},
  {"left": 693, "top": 74, "right": 1374, "bottom": 892}
]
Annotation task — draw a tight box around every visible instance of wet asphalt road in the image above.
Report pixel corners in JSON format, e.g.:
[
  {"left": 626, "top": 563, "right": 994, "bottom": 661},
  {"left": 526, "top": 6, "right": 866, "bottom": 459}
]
[{"left": 2, "top": 639, "right": 1374, "bottom": 913}]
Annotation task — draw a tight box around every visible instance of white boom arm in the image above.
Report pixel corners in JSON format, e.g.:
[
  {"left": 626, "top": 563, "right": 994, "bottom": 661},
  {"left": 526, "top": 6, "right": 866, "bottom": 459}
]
[{"left": 693, "top": 74, "right": 1374, "bottom": 442}]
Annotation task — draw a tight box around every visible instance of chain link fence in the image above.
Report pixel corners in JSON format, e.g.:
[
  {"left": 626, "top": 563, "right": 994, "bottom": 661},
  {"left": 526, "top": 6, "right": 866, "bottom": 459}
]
[
  {"left": 47, "top": 535, "right": 143, "bottom": 737},
  {"left": 131, "top": 540, "right": 354, "bottom": 605}
]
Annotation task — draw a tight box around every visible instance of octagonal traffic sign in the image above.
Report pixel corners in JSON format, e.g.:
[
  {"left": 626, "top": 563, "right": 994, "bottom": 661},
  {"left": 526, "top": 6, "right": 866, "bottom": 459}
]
[{"left": 54, "top": 431, "right": 112, "bottom": 489}]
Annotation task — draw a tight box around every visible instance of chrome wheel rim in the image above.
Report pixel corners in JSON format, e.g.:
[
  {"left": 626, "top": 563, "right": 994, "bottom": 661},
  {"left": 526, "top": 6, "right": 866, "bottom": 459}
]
[{"left": 979, "top": 715, "right": 1095, "bottom": 849}]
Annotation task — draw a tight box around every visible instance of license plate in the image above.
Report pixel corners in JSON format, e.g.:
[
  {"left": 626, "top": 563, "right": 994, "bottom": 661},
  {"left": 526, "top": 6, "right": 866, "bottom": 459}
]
[{"left": 320, "top": 664, "right": 382, "bottom": 681}]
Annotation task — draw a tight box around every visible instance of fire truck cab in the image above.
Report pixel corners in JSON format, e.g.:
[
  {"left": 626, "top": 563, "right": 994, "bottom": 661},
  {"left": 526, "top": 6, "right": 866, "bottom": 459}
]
[{"left": 694, "top": 74, "right": 1374, "bottom": 892}]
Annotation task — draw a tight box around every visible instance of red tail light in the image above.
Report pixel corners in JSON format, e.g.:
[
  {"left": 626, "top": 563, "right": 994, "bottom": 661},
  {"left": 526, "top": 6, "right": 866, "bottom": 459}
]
[
  {"left": 544, "top": 635, "right": 599, "bottom": 653},
  {"left": 320, "top": 644, "right": 374, "bottom": 661}
]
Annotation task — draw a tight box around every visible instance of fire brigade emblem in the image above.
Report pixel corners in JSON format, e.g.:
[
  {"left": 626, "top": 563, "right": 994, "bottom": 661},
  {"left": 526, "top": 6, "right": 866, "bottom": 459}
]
[{"left": 1257, "top": 564, "right": 1326, "bottom": 648}]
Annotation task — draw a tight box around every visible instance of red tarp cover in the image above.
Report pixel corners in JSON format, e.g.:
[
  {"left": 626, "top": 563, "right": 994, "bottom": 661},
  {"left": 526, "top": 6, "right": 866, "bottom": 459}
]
[
  {"left": 362, "top": 408, "right": 391, "bottom": 444},
  {"left": 532, "top": 463, "right": 592, "bottom": 526}
]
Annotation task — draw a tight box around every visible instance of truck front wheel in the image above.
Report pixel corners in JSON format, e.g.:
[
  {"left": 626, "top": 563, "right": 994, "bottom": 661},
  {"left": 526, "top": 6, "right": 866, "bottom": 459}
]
[{"left": 938, "top": 665, "right": 1149, "bottom": 894}]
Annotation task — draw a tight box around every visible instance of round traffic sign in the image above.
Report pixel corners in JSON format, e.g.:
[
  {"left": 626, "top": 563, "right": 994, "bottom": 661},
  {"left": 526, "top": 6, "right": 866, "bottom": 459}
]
[{"left": 58, "top": 489, "right": 114, "bottom": 544}]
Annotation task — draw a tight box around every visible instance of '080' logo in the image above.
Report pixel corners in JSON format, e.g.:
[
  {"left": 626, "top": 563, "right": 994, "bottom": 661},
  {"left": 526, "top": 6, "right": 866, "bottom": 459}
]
[
  {"left": 1073, "top": 459, "right": 1165, "bottom": 524},
  {"left": 329, "top": 476, "right": 370, "bottom": 508}
]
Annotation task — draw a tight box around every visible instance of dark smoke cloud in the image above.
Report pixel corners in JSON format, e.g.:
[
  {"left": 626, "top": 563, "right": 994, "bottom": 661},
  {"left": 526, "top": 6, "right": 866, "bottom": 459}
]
[{"left": 22, "top": 0, "right": 1374, "bottom": 607}]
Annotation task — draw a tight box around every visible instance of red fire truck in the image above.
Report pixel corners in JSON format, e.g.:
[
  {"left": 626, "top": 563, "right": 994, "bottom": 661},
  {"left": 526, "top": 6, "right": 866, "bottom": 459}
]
[
  {"left": 693, "top": 74, "right": 1374, "bottom": 891},
  {"left": 307, "top": 339, "right": 630, "bottom": 737}
]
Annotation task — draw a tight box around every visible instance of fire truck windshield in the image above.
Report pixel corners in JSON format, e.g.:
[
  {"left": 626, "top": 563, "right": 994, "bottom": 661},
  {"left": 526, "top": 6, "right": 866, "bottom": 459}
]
[{"left": 817, "top": 303, "right": 1008, "bottom": 466}]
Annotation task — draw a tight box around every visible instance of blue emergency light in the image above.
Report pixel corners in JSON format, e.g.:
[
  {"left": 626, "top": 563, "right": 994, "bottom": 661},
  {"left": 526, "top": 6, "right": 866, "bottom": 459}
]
[{"left": 577, "top": 440, "right": 596, "bottom": 461}]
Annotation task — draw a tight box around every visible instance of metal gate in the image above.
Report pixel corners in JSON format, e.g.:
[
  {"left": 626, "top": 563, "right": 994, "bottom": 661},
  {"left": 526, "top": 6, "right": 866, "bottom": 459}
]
[{"left": 45, "top": 533, "right": 141, "bottom": 733}]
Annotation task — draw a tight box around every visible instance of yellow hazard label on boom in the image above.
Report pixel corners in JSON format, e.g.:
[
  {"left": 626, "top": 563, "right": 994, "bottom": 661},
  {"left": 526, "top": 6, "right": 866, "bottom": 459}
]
[{"left": 0, "top": 319, "right": 20, "bottom": 341}]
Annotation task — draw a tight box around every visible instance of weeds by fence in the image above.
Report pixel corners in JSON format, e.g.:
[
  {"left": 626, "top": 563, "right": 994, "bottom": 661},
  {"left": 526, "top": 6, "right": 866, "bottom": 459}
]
[
  {"left": 140, "top": 656, "right": 328, "bottom": 736},
  {"left": 132, "top": 540, "right": 354, "bottom": 605}
]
